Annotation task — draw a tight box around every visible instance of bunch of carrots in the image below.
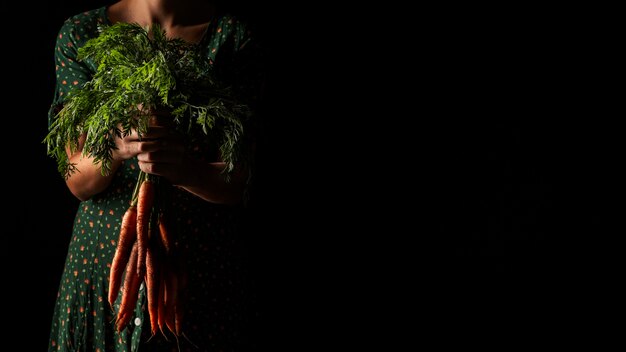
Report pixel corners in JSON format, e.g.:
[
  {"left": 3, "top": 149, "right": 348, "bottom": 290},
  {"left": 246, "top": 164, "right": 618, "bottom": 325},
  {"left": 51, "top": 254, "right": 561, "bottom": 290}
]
[{"left": 108, "top": 171, "right": 187, "bottom": 338}]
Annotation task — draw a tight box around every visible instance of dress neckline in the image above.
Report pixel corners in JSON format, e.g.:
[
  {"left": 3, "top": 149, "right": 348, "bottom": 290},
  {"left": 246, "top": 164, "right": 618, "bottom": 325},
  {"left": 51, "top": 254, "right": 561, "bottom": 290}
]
[{"left": 100, "top": 5, "right": 216, "bottom": 46}]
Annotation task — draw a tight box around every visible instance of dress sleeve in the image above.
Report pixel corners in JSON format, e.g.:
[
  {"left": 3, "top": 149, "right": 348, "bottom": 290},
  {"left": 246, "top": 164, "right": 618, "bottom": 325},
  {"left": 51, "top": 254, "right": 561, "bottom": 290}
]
[
  {"left": 227, "top": 20, "right": 267, "bottom": 197},
  {"left": 231, "top": 21, "right": 266, "bottom": 111},
  {"left": 48, "top": 19, "right": 94, "bottom": 128}
]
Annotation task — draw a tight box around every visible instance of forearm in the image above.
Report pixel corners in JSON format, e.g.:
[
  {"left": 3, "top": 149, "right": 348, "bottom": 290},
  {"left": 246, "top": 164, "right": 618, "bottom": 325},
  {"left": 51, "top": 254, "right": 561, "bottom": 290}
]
[
  {"left": 175, "top": 158, "right": 247, "bottom": 205},
  {"left": 65, "top": 154, "right": 123, "bottom": 201}
]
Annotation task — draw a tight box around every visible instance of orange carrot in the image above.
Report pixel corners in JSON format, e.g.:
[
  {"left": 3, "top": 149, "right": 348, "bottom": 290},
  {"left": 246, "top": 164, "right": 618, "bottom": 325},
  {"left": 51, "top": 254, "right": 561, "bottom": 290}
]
[
  {"left": 136, "top": 179, "right": 155, "bottom": 278},
  {"left": 157, "top": 214, "right": 187, "bottom": 337},
  {"left": 116, "top": 243, "right": 141, "bottom": 332},
  {"left": 158, "top": 213, "right": 174, "bottom": 254},
  {"left": 108, "top": 205, "right": 137, "bottom": 307},
  {"left": 156, "top": 214, "right": 172, "bottom": 336},
  {"left": 157, "top": 268, "right": 168, "bottom": 337},
  {"left": 175, "top": 265, "right": 188, "bottom": 336},
  {"left": 145, "top": 233, "right": 162, "bottom": 336},
  {"left": 163, "top": 263, "right": 178, "bottom": 334}
]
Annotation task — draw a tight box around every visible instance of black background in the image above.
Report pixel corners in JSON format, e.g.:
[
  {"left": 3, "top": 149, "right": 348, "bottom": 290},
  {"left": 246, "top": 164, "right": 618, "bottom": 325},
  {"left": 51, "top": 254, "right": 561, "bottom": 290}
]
[{"left": 3, "top": 1, "right": 603, "bottom": 350}]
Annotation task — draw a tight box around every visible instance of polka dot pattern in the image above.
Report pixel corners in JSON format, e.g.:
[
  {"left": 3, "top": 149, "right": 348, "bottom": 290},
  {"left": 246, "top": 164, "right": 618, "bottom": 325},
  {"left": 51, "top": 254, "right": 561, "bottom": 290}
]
[{"left": 47, "top": 6, "right": 259, "bottom": 352}]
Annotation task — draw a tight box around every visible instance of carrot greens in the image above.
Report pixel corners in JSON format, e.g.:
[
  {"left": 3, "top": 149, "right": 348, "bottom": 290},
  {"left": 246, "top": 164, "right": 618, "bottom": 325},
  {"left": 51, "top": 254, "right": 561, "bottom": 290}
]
[{"left": 44, "top": 22, "right": 253, "bottom": 179}]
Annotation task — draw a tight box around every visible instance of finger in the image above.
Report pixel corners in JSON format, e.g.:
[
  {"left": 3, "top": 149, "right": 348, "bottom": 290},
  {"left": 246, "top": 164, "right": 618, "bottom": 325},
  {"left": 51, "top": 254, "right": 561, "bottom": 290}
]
[
  {"left": 137, "top": 137, "right": 185, "bottom": 153},
  {"left": 137, "top": 161, "right": 181, "bottom": 181},
  {"left": 136, "top": 140, "right": 162, "bottom": 153},
  {"left": 120, "top": 140, "right": 143, "bottom": 158},
  {"left": 118, "top": 128, "right": 140, "bottom": 141},
  {"left": 137, "top": 150, "right": 184, "bottom": 164},
  {"left": 149, "top": 113, "right": 174, "bottom": 128},
  {"left": 142, "top": 126, "right": 172, "bottom": 140}
]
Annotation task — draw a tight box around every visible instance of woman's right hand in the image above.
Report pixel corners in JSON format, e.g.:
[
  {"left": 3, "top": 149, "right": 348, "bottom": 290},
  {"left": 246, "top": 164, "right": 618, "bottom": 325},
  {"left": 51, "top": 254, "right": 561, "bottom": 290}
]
[
  {"left": 112, "top": 112, "right": 176, "bottom": 162},
  {"left": 112, "top": 127, "right": 144, "bottom": 161}
]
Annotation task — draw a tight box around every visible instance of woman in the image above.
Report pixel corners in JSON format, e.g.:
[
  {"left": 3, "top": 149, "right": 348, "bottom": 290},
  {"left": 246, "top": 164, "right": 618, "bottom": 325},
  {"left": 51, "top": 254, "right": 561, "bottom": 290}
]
[{"left": 47, "top": 0, "right": 263, "bottom": 350}]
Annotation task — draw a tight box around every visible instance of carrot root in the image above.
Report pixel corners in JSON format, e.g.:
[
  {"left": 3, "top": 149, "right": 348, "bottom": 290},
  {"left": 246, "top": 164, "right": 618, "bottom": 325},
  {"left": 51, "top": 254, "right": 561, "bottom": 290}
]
[
  {"left": 116, "top": 243, "right": 141, "bottom": 332},
  {"left": 145, "top": 235, "right": 162, "bottom": 336},
  {"left": 136, "top": 179, "right": 155, "bottom": 278},
  {"left": 108, "top": 205, "right": 138, "bottom": 307}
]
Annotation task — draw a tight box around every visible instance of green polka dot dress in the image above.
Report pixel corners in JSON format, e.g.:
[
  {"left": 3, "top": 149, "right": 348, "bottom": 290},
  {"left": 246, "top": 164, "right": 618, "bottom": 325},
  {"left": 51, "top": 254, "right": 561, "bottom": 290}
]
[{"left": 47, "top": 6, "right": 261, "bottom": 352}]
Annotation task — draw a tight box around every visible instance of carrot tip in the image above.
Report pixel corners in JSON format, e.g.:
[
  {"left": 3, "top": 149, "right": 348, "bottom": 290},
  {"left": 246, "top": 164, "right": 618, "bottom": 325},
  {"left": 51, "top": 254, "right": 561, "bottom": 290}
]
[
  {"left": 181, "top": 332, "right": 198, "bottom": 349},
  {"left": 159, "top": 326, "right": 170, "bottom": 341}
]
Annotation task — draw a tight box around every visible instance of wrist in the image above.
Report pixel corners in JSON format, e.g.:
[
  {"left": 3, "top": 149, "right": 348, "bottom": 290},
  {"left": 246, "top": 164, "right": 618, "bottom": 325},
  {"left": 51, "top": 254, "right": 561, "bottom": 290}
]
[{"left": 172, "top": 156, "right": 202, "bottom": 188}]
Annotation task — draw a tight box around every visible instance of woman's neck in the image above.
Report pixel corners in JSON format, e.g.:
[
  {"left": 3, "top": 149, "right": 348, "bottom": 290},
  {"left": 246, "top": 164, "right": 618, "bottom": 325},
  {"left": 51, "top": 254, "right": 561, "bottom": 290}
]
[
  {"left": 109, "top": 0, "right": 216, "bottom": 43},
  {"left": 118, "top": 0, "right": 215, "bottom": 28}
]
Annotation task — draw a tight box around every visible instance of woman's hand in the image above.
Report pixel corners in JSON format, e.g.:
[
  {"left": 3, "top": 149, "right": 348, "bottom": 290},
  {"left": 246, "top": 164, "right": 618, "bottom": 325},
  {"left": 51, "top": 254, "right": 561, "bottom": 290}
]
[
  {"left": 110, "top": 128, "right": 146, "bottom": 161},
  {"left": 113, "top": 110, "right": 246, "bottom": 205},
  {"left": 136, "top": 127, "right": 187, "bottom": 181},
  {"left": 134, "top": 114, "right": 188, "bottom": 185},
  {"left": 110, "top": 111, "right": 188, "bottom": 184},
  {"left": 111, "top": 111, "right": 173, "bottom": 160}
]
